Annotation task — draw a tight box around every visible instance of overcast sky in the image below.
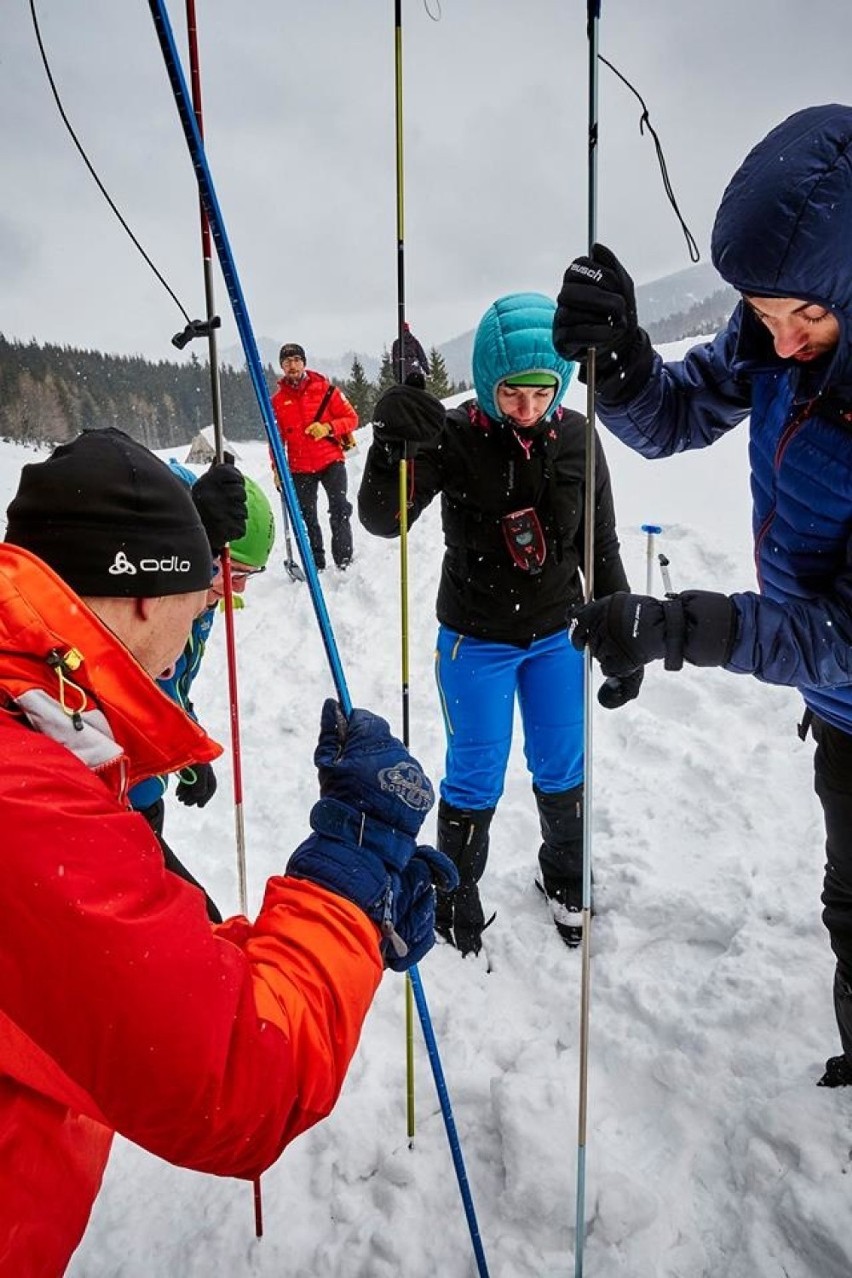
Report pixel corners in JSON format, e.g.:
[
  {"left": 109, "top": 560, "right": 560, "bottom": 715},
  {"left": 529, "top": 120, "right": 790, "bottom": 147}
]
[{"left": 3, "top": 0, "right": 851, "bottom": 366}]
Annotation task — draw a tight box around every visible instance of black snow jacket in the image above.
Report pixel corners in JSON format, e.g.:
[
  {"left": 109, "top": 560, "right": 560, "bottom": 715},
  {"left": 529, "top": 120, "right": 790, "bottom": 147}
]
[
  {"left": 358, "top": 399, "right": 629, "bottom": 646},
  {"left": 391, "top": 331, "right": 431, "bottom": 379}
]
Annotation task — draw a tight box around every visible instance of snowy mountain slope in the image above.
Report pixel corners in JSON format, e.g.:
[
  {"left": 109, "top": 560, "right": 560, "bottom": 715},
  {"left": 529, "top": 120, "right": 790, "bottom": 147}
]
[{"left": 2, "top": 341, "right": 848, "bottom": 1276}]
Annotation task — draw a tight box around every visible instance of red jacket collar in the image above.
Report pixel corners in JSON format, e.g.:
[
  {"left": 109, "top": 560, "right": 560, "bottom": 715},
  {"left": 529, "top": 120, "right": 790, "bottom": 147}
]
[{"left": 0, "top": 545, "right": 221, "bottom": 794}]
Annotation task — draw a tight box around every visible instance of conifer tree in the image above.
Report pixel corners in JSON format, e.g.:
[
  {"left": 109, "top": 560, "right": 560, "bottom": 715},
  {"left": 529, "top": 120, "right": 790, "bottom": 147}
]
[
  {"left": 344, "top": 356, "right": 375, "bottom": 422},
  {"left": 375, "top": 349, "right": 396, "bottom": 394},
  {"left": 0, "top": 336, "right": 268, "bottom": 449},
  {"left": 426, "top": 347, "right": 452, "bottom": 400}
]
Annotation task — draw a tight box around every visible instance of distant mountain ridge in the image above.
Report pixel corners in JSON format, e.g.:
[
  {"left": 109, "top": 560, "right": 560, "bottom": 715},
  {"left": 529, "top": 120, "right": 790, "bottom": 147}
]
[
  {"left": 225, "top": 260, "right": 735, "bottom": 387},
  {"left": 434, "top": 261, "right": 734, "bottom": 385},
  {"left": 636, "top": 259, "right": 726, "bottom": 325}
]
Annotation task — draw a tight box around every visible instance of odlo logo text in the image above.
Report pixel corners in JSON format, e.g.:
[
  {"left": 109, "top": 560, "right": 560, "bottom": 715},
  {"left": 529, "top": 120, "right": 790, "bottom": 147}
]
[{"left": 108, "top": 551, "right": 192, "bottom": 577}]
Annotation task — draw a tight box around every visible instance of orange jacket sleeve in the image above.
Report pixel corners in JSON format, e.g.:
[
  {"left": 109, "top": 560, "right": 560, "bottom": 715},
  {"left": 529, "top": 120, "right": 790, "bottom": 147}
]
[{"left": 0, "top": 724, "right": 383, "bottom": 1181}]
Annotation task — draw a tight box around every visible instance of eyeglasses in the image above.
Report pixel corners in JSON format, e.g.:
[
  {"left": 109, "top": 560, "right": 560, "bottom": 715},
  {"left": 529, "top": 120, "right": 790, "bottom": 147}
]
[
  {"left": 230, "top": 565, "right": 266, "bottom": 583},
  {"left": 212, "top": 563, "right": 266, "bottom": 583}
]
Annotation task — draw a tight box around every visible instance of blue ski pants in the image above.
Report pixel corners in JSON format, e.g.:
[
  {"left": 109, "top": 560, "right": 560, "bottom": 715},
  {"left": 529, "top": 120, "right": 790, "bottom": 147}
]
[{"left": 434, "top": 625, "right": 584, "bottom": 810}]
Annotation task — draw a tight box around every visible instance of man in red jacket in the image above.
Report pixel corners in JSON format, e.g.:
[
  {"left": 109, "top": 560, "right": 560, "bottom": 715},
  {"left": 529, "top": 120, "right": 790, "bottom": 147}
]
[
  {"left": 272, "top": 342, "right": 358, "bottom": 569},
  {"left": 0, "top": 427, "right": 452, "bottom": 1276}
]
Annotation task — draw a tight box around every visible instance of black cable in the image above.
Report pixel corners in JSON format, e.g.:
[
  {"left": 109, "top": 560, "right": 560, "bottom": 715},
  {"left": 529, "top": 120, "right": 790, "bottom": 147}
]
[
  {"left": 599, "top": 54, "right": 700, "bottom": 263},
  {"left": 29, "top": 0, "right": 193, "bottom": 324}
]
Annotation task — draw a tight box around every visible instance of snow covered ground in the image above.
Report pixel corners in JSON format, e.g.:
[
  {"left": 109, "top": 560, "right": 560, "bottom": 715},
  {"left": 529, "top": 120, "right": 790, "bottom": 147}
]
[{"left": 6, "top": 341, "right": 850, "bottom": 1276}]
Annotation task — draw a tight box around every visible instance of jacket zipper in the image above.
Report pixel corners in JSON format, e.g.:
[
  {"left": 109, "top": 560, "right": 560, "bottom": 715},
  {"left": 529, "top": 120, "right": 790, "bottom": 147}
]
[{"left": 754, "top": 396, "right": 819, "bottom": 591}]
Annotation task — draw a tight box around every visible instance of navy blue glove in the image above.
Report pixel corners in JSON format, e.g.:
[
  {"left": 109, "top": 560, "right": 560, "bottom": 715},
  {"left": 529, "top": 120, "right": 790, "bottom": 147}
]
[
  {"left": 192, "top": 463, "right": 248, "bottom": 554},
  {"left": 553, "top": 244, "right": 653, "bottom": 404},
  {"left": 286, "top": 700, "right": 459, "bottom": 971},
  {"left": 175, "top": 761, "right": 218, "bottom": 808},
  {"left": 569, "top": 591, "right": 736, "bottom": 676},
  {"left": 597, "top": 667, "right": 644, "bottom": 709}
]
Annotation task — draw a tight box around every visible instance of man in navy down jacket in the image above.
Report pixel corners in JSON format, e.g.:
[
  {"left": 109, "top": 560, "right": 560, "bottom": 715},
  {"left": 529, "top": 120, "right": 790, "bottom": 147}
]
[{"left": 553, "top": 104, "right": 852, "bottom": 1088}]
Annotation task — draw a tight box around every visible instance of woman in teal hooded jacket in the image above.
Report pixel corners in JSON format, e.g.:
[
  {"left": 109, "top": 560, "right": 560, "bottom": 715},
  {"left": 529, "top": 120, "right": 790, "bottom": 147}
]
[{"left": 359, "top": 292, "right": 636, "bottom": 955}]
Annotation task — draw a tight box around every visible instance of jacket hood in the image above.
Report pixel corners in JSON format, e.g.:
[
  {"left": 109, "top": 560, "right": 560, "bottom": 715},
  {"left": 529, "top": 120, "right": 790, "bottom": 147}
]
[
  {"left": 711, "top": 104, "right": 852, "bottom": 388},
  {"left": 0, "top": 544, "right": 221, "bottom": 792},
  {"left": 472, "top": 292, "right": 576, "bottom": 421}
]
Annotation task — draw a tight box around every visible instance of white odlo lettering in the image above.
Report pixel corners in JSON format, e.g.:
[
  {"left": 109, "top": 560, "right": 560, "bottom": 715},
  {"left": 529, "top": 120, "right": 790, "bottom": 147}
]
[
  {"left": 108, "top": 550, "right": 137, "bottom": 576},
  {"left": 631, "top": 602, "right": 642, "bottom": 639},
  {"left": 139, "top": 556, "right": 192, "bottom": 573},
  {"left": 569, "top": 262, "right": 603, "bottom": 284}
]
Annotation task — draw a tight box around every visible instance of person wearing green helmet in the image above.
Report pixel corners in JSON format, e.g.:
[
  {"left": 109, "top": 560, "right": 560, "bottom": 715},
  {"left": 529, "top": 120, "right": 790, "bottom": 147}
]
[
  {"left": 208, "top": 474, "right": 277, "bottom": 593},
  {"left": 129, "top": 468, "right": 276, "bottom": 917},
  {"left": 234, "top": 475, "right": 277, "bottom": 567}
]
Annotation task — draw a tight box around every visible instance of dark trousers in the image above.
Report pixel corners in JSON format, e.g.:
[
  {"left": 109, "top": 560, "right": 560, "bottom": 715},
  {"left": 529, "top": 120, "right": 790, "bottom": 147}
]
[
  {"left": 812, "top": 715, "right": 852, "bottom": 1058},
  {"left": 293, "top": 462, "right": 353, "bottom": 569}
]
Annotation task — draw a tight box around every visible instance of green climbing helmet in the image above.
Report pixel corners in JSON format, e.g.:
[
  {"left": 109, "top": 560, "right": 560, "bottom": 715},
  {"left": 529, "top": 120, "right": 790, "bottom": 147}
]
[{"left": 230, "top": 476, "right": 276, "bottom": 569}]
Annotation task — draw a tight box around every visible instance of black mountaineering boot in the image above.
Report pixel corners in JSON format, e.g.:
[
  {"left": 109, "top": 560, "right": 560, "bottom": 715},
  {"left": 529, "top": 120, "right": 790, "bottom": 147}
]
[
  {"left": 818, "top": 971, "right": 852, "bottom": 1086},
  {"left": 817, "top": 1054, "right": 852, "bottom": 1087},
  {"left": 436, "top": 800, "right": 495, "bottom": 957},
  {"left": 435, "top": 889, "right": 454, "bottom": 943},
  {"left": 535, "top": 784, "right": 586, "bottom": 948}
]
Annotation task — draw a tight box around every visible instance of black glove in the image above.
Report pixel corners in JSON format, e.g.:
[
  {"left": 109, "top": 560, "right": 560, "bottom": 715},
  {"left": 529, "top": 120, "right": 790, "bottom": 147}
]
[
  {"left": 286, "top": 700, "right": 459, "bottom": 971},
  {"left": 597, "top": 667, "right": 644, "bottom": 709},
  {"left": 192, "top": 463, "right": 248, "bottom": 554},
  {"left": 175, "top": 761, "right": 218, "bottom": 808},
  {"left": 569, "top": 591, "right": 736, "bottom": 676},
  {"left": 372, "top": 384, "right": 445, "bottom": 465},
  {"left": 553, "top": 243, "right": 653, "bottom": 404}
]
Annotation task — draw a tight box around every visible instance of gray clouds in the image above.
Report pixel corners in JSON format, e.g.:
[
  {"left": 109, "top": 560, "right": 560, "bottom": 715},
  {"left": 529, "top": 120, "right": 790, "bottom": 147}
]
[{"left": 3, "top": 0, "right": 851, "bottom": 364}]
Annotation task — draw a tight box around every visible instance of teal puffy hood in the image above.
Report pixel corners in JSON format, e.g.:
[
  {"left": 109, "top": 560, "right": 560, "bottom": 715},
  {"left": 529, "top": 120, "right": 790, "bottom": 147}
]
[{"left": 472, "top": 292, "right": 576, "bottom": 422}]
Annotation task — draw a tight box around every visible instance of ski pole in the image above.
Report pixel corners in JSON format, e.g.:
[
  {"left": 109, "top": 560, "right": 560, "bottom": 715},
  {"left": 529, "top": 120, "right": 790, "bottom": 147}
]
[
  {"left": 394, "top": 0, "right": 407, "bottom": 394},
  {"left": 641, "top": 523, "right": 662, "bottom": 595},
  {"left": 183, "top": 0, "right": 248, "bottom": 921},
  {"left": 392, "top": 0, "right": 418, "bottom": 1150},
  {"left": 148, "top": 0, "right": 346, "bottom": 707},
  {"left": 148, "top": 5, "right": 488, "bottom": 1266},
  {"left": 183, "top": 0, "right": 261, "bottom": 1236},
  {"left": 658, "top": 551, "right": 675, "bottom": 598},
  {"left": 575, "top": 5, "right": 601, "bottom": 1275},
  {"left": 279, "top": 494, "right": 306, "bottom": 583},
  {"left": 408, "top": 967, "right": 490, "bottom": 1278}
]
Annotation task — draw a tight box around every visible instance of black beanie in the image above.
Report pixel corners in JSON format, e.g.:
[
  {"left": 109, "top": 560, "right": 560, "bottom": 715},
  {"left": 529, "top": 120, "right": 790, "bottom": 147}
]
[
  {"left": 279, "top": 342, "right": 306, "bottom": 363},
  {"left": 5, "top": 428, "right": 214, "bottom": 598}
]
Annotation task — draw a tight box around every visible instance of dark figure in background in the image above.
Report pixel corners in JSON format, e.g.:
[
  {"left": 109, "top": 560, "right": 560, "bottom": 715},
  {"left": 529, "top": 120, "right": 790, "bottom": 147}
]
[
  {"left": 553, "top": 104, "right": 852, "bottom": 1088},
  {"left": 391, "top": 321, "right": 431, "bottom": 383}
]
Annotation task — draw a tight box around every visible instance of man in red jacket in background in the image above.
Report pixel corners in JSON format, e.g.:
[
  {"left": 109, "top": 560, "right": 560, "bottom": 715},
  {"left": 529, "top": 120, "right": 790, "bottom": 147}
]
[
  {"left": 272, "top": 342, "right": 358, "bottom": 570},
  {"left": 0, "top": 427, "right": 453, "bottom": 1276}
]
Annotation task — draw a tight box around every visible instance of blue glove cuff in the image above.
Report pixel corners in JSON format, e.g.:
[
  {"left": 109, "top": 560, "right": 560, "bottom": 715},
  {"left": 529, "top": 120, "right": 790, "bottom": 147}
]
[{"left": 310, "top": 798, "right": 416, "bottom": 871}]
